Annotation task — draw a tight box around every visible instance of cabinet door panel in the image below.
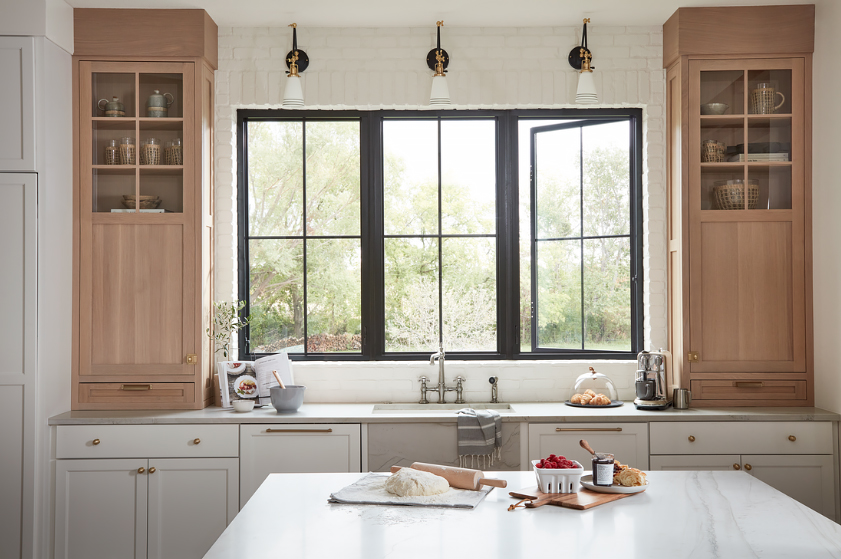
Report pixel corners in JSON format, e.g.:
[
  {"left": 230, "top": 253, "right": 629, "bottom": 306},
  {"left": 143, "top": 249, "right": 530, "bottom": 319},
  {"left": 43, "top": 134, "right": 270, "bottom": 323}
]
[
  {"left": 650, "top": 454, "right": 741, "bottom": 471},
  {"left": 239, "top": 424, "right": 361, "bottom": 507},
  {"left": 743, "top": 454, "right": 835, "bottom": 520},
  {"left": 528, "top": 423, "right": 648, "bottom": 469},
  {"left": 147, "top": 458, "right": 239, "bottom": 559},
  {"left": 0, "top": 38, "right": 34, "bottom": 171},
  {"left": 55, "top": 459, "right": 147, "bottom": 559}
]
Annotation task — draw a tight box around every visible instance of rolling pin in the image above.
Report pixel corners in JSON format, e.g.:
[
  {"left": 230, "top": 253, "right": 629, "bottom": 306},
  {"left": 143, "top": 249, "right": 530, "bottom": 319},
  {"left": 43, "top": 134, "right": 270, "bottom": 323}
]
[{"left": 390, "top": 462, "right": 508, "bottom": 491}]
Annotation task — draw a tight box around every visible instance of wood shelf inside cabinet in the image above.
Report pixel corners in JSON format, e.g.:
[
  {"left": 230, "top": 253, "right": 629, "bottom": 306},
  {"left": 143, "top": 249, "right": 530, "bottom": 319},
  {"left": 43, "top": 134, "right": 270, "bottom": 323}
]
[
  {"left": 700, "top": 116, "right": 744, "bottom": 127},
  {"left": 92, "top": 165, "right": 135, "bottom": 174},
  {"left": 747, "top": 114, "right": 793, "bottom": 121},
  {"left": 700, "top": 162, "right": 744, "bottom": 169},
  {"left": 139, "top": 165, "right": 183, "bottom": 175}
]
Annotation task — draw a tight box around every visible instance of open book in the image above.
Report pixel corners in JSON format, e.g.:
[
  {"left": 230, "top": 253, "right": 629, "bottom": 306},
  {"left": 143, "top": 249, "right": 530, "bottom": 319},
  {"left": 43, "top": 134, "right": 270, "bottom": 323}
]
[{"left": 217, "top": 353, "right": 295, "bottom": 408}]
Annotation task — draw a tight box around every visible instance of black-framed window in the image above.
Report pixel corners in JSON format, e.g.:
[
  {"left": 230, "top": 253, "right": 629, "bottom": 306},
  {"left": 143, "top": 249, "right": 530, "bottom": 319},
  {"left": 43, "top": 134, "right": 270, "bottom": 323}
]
[{"left": 237, "top": 109, "right": 643, "bottom": 361}]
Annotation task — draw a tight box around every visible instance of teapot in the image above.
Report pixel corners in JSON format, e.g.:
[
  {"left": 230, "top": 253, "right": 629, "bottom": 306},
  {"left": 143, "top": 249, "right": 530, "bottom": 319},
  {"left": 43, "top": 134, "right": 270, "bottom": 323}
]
[
  {"left": 146, "top": 90, "right": 174, "bottom": 117},
  {"left": 98, "top": 96, "right": 125, "bottom": 117}
]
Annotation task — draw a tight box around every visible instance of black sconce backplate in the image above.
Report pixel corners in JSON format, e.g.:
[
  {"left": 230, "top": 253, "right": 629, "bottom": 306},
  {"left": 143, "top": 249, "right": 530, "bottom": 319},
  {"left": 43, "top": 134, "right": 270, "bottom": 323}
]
[
  {"left": 285, "top": 49, "right": 310, "bottom": 73},
  {"left": 567, "top": 46, "right": 592, "bottom": 70},
  {"left": 426, "top": 48, "right": 450, "bottom": 72}
]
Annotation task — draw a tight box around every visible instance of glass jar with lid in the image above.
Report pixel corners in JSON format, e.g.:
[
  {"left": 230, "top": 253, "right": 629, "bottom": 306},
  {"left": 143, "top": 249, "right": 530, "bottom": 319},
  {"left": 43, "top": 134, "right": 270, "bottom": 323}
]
[{"left": 567, "top": 366, "right": 619, "bottom": 406}]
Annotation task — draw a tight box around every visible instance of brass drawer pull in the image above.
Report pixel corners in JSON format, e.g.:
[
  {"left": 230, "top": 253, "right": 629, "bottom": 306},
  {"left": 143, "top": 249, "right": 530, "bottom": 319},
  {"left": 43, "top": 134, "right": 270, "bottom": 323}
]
[
  {"left": 688, "top": 436, "right": 696, "bottom": 442},
  {"left": 788, "top": 435, "right": 796, "bottom": 442},
  {"left": 193, "top": 438, "right": 201, "bottom": 445},
  {"left": 555, "top": 428, "right": 623, "bottom": 432},
  {"left": 744, "top": 464, "right": 752, "bottom": 471},
  {"left": 92, "top": 439, "right": 101, "bottom": 445},
  {"left": 734, "top": 381, "right": 764, "bottom": 388},
  {"left": 137, "top": 467, "right": 145, "bottom": 474},
  {"left": 148, "top": 467, "right": 156, "bottom": 474},
  {"left": 733, "top": 464, "right": 741, "bottom": 470},
  {"left": 121, "top": 384, "right": 152, "bottom": 391},
  {"left": 265, "top": 428, "right": 334, "bottom": 434}
]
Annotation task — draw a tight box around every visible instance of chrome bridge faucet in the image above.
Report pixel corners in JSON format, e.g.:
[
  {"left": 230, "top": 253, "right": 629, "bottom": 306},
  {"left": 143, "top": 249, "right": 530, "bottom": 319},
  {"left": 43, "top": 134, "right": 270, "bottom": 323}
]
[{"left": 419, "top": 344, "right": 464, "bottom": 404}]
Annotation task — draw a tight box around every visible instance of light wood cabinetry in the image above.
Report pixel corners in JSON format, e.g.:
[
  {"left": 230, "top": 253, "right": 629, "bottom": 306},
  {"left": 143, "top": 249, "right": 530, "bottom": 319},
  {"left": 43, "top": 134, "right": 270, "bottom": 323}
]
[
  {"left": 663, "top": 6, "right": 815, "bottom": 405},
  {"left": 0, "top": 37, "right": 35, "bottom": 171},
  {"left": 528, "top": 423, "right": 649, "bottom": 469},
  {"left": 72, "top": 10, "right": 217, "bottom": 409},
  {"left": 239, "top": 424, "right": 362, "bottom": 507}
]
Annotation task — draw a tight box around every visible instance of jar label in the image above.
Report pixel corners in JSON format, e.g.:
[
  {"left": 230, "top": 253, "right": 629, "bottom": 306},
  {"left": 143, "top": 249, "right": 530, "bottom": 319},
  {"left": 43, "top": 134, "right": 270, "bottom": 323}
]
[{"left": 593, "top": 462, "right": 614, "bottom": 486}]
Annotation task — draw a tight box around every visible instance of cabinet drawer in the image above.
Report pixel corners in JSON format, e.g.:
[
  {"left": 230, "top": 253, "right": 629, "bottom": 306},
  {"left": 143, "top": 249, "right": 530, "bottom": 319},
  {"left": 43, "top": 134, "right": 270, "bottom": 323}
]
[
  {"left": 528, "top": 423, "right": 648, "bottom": 469},
  {"left": 650, "top": 421, "right": 832, "bottom": 455},
  {"left": 690, "top": 380, "right": 806, "bottom": 402},
  {"left": 56, "top": 425, "right": 239, "bottom": 459},
  {"left": 78, "top": 383, "right": 196, "bottom": 408}
]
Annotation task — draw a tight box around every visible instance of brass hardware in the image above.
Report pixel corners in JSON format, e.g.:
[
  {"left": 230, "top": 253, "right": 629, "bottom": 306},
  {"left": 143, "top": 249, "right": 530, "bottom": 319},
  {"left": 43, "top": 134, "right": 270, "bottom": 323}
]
[
  {"left": 687, "top": 352, "right": 699, "bottom": 362},
  {"left": 121, "top": 384, "right": 151, "bottom": 391},
  {"left": 289, "top": 23, "right": 296, "bottom": 28},
  {"left": 688, "top": 435, "right": 696, "bottom": 442},
  {"left": 580, "top": 48, "right": 593, "bottom": 72},
  {"left": 555, "top": 427, "right": 622, "bottom": 432},
  {"left": 186, "top": 354, "right": 198, "bottom": 365},
  {"left": 433, "top": 50, "right": 447, "bottom": 77},
  {"left": 137, "top": 467, "right": 145, "bottom": 474},
  {"left": 789, "top": 435, "right": 796, "bottom": 442},
  {"left": 265, "top": 428, "right": 333, "bottom": 433},
  {"left": 193, "top": 438, "right": 201, "bottom": 445},
  {"left": 437, "top": 20, "right": 444, "bottom": 27},
  {"left": 744, "top": 464, "right": 752, "bottom": 471},
  {"left": 583, "top": 18, "right": 591, "bottom": 24},
  {"left": 735, "top": 381, "right": 764, "bottom": 388},
  {"left": 148, "top": 467, "right": 156, "bottom": 474},
  {"left": 92, "top": 439, "right": 101, "bottom": 445},
  {"left": 733, "top": 464, "right": 741, "bottom": 470},
  {"left": 287, "top": 51, "right": 300, "bottom": 77}
]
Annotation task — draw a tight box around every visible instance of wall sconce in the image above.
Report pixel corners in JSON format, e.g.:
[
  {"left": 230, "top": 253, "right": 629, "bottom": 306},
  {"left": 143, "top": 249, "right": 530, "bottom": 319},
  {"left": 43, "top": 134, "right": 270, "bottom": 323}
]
[
  {"left": 427, "top": 21, "right": 450, "bottom": 105},
  {"left": 282, "top": 23, "right": 309, "bottom": 109},
  {"left": 568, "top": 18, "right": 597, "bottom": 104}
]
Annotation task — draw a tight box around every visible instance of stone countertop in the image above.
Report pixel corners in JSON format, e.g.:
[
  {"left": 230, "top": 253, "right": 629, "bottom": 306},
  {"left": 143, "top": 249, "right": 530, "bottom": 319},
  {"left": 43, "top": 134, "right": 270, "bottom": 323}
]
[
  {"left": 48, "top": 402, "right": 840, "bottom": 425},
  {"left": 201, "top": 470, "right": 841, "bottom": 559}
]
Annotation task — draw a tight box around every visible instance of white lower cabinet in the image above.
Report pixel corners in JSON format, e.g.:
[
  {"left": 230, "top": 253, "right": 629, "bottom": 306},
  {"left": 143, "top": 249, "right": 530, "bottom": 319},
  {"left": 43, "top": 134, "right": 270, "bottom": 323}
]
[
  {"left": 528, "top": 423, "right": 649, "bottom": 469},
  {"left": 239, "top": 424, "right": 362, "bottom": 508}
]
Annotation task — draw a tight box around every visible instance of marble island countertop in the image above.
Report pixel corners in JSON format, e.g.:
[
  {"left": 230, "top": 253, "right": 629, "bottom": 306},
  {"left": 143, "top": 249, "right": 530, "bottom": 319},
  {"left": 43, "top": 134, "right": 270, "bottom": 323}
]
[
  {"left": 49, "top": 402, "right": 840, "bottom": 424},
  {"left": 202, "top": 470, "right": 841, "bottom": 559}
]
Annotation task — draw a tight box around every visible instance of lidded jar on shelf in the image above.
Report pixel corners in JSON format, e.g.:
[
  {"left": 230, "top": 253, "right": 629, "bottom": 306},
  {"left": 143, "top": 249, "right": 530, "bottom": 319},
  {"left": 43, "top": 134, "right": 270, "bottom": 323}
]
[
  {"left": 104, "top": 139, "right": 118, "bottom": 165},
  {"left": 568, "top": 366, "right": 618, "bottom": 404},
  {"left": 141, "top": 138, "right": 162, "bottom": 166}
]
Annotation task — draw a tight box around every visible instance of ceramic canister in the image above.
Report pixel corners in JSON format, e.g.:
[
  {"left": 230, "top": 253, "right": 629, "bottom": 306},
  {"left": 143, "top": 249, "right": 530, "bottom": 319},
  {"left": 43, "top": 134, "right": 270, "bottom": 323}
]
[{"left": 146, "top": 90, "right": 174, "bottom": 118}]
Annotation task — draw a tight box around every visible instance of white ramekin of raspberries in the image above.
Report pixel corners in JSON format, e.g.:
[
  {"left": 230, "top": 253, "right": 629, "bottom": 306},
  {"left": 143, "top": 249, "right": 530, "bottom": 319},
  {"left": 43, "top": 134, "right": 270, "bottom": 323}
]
[{"left": 532, "top": 454, "right": 584, "bottom": 493}]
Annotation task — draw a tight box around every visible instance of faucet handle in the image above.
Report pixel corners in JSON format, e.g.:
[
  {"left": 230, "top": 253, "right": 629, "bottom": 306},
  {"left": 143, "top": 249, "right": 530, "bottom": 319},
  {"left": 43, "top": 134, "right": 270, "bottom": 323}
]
[{"left": 419, "top": 375, "right": 429, "bottom": 383}]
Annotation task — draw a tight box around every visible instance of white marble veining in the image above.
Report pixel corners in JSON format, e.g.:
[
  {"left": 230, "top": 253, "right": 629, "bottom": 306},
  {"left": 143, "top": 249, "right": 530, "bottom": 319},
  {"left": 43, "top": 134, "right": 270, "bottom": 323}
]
[
  {"left": 49, "top": 404, "right": 840, "bottom": 425},
  {"left": 203, "top": 470, "right": 841, "bottom": 559}
]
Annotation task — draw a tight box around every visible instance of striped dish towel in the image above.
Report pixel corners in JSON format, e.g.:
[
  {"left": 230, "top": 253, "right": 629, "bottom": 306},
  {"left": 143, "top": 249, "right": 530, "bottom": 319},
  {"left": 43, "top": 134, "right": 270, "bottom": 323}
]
[{"left": 457, "top": 408, "right": 502, "bottom": 469}]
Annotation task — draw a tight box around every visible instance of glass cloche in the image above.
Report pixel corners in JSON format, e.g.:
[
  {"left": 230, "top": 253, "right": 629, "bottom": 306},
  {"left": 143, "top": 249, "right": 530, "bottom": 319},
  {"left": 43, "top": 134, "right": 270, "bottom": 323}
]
[{"left": 567, "top": 366, "right": 619, "bottom": 406}]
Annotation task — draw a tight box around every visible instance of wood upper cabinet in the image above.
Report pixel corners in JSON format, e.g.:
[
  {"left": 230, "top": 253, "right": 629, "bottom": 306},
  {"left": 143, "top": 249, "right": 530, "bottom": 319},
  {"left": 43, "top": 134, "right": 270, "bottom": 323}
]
[
  {"left": 72, "top": 10, "right": 217, "bottom": 409},
  {"left": 664, "top": 6, "right": 814, "bottom": 406}
]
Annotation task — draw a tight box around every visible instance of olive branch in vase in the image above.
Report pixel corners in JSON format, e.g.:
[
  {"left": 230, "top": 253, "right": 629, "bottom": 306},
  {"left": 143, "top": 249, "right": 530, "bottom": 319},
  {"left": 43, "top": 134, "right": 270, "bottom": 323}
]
[{"left": 206, "top": 301, "right": 252, "bottom": 359}]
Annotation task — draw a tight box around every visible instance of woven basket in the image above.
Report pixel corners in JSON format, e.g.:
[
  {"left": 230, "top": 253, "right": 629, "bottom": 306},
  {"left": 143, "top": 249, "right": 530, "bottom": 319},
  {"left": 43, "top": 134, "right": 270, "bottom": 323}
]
[
  {"left": 702, "top": 140, "right": 726, "bottom": 163},
  {"left": 713, "top": 179, "right": 759, "bottom": 210}
]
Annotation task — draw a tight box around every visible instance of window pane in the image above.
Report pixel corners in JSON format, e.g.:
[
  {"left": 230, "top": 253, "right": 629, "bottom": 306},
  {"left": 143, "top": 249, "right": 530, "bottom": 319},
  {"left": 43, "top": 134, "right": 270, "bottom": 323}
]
[
  {"left": 384, "top": 238, "right": 439, "bottom": 352},
  {"left": 537, "top": 239, "right": 581, "bottom": 349},
  {"left": 535, "top": 127, "right": 581, "bottom": 239},
  {"left": 247, "top": 121, "right": 303, "bottom": 237},
  {"left": 305, "top": 121, "right": 361, "bottom": 236},
  {"left": 306, "top": 239, "right": 361, "bottom": 353},
  {"left": 248, "top": 239, "right": 304, "bottom": 353},
  {"left": 583, "top": 121, "right": 630, "bottom": 237},
  {"left": 441, "top": 120, "right": 496, "bottom": 235},
  {"left": 383, "top": 120, "right": 438, "bottom": 235},
  {"left": 442, "top": 238, "right": 496, "bottom": 351},
  {"left": 583, "top": 237, "right": 631, "bottom": 351}
]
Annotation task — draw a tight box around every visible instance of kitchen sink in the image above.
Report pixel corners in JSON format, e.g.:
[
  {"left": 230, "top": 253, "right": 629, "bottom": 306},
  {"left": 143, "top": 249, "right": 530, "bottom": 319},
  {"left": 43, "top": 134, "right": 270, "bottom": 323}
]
[{"left": 371, "top": 403, "right": 515, "bottom": 414}]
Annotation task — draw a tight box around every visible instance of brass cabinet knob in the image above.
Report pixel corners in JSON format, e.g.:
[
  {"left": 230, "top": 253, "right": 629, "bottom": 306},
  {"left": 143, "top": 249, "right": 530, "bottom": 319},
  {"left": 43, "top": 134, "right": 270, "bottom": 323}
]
[
  {"left": 789, "top": 435, "right": 796, "bottom": 442},
  {"left": 92, "top": 439, "right": 100, "bottom": 445},
  {"left": 148, "top": 467, "right": 157, "bottom": 474},
  {"left": 137, "top": 467, "right": 145, "bottom": 474},
  {"left": 733, "top": 464, "right": 741, "bottom": 470},
  {"left": 688, "top": 435, "right": 696, "bottom": 442},
  {"left": 193, "top": 438, "right": 201, "bottom": 445},
  {"left": 744, "top": 464, "right": 752, "bottom": 471}
]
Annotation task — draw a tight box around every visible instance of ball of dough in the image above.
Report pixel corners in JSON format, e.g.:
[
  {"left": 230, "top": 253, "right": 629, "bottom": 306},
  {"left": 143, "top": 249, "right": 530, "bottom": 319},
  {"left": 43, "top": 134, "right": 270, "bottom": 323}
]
[
  {"left": 385, "top": 467, "right": 450, "bottom": 497},
  {"left": 570, "top": 393, "right": 583, "bottom": 404}
]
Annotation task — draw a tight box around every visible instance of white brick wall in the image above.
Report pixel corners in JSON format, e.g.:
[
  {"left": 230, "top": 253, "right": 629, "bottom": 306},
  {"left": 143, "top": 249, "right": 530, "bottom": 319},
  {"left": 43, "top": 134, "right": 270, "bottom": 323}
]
[{"left": 214, "top": 25, "right": 667, "bottom": 402}]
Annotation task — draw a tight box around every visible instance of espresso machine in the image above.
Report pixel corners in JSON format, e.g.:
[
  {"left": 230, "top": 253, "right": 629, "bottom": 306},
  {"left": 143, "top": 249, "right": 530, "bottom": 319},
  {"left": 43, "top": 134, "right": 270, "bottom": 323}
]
[{"left": 634, "top": 349, "right": 671, "bottom": 410}]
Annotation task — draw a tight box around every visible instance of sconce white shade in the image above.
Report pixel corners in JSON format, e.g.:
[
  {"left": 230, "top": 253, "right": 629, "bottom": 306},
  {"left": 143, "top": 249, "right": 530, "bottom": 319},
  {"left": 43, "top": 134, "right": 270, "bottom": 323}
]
[
  {"left": 430, "top": 75, "right": 451, "bottom": 105},
  {"left": 575, "top": 71, "right": 598, "bottom": 104},
  {"left": 282, "top": 75, "right": 304, "bottom": 108}
]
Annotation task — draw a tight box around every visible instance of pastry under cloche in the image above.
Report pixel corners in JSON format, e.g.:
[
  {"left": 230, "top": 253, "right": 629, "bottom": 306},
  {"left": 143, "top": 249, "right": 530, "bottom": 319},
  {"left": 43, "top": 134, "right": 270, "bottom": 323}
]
[{"left": 567, "top": 366, "right": 620, "bottom": 406}]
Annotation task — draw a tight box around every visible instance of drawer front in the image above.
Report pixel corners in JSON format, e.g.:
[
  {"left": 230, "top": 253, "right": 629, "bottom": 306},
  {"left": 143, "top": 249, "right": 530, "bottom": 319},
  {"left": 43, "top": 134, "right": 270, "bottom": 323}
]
[
  {"left": 690, "top": 380, "right": 806, "bottom": 402},
  {"left": 649, "top": 421, "right": 832, "bottom": 455},
  {"left": 56, "top": 425, "right": 239, "bottom": 459},
  {"left": 528, "top": 423, "right": 649, "bottom": 470},
  {"left": 78, "top": 383, "right": 196, "bottom": 408}
]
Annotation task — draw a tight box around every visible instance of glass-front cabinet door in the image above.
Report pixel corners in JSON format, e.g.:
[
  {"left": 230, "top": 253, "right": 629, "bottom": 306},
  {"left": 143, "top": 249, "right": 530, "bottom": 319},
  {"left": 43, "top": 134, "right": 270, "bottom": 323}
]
[{"left": 687, "top": 57, "right": 806, "bottom": 375}]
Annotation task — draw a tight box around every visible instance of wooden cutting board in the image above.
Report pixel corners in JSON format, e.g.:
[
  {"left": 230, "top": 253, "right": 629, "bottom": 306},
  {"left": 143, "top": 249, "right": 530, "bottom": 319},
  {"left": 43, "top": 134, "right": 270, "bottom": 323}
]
[{"left": 508, "top": 486, "right": 633, "bottom": 510}]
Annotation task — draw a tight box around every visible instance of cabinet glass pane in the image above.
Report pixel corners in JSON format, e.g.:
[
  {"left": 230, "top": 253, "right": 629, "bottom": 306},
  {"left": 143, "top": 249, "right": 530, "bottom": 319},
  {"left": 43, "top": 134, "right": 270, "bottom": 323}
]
[
  {"left": 700, "top": 70, "right": 744, "bottom": 115},
  {"left": 140, "top": 168, "right": 182, "bottom": 213},
  {"left": 701, "top": 168, "right": 745, "bottom": 211},
  {"left": 746, "top": 117, "right": 792, "bottom": 162},
  {"left": 140, "top": 120, "right": 185, "bottom": 167},
  {"left": 93, "top": 168, "right": 135, "bottom": 213},
  {"left": 747, "top": 70, "right": 792, "bottom": 115},
  {"left": 701, "top": 120, "right": 743, "bottom": 164},
  {"left": 749, "top": 166, "right": 792, "bottom": 210},
  {"left": 93, "top": 72, "right": 135, "bottom": 118},
  {"left": 92, "top": 120, "right": 135, "bottom": 166},
  {"left": 139, "top": 73, "right": 183, "bottom": 118}
]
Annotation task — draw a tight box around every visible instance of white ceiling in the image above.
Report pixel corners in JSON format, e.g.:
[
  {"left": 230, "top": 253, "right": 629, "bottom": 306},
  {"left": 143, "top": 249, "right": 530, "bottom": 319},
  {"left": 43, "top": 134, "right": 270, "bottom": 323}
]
[{"left": 64, "top": 0, "right": 817, "bottom": 28}]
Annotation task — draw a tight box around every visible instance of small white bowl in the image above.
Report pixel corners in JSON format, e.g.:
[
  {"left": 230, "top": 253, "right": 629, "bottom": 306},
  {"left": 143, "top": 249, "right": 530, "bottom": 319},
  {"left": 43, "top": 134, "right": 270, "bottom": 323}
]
[
  {"left": 700, "top": 103, "right": 729, "bottom": 115},
  {"left": 532, "top": 459, "right": 584, "bottom": 494},
  {"left": 232, "top": 400, "right": 255, "bottom": 413}
]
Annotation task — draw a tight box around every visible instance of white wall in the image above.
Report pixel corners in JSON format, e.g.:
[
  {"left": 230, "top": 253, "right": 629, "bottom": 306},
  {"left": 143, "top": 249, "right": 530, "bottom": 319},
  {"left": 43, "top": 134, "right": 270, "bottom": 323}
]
[
  {"left": 0, "top": 0, "right": 74, "bottom": 54},
  {"left": 213, "top": 25, "right": 667, "bottom": 400}
]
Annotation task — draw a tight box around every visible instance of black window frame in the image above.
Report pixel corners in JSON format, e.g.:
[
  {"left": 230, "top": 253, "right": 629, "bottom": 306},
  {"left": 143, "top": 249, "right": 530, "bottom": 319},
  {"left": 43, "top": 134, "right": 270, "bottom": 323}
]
[{"left": 237, "top": 108, "right": 643, "bottom": 361}]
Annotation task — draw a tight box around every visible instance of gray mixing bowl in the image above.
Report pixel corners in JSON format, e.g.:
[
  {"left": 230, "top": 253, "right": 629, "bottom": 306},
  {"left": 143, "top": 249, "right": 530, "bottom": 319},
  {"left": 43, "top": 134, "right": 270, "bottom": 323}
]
[{"left": 270, "top": 385, "right": 306, "bottom": 412}]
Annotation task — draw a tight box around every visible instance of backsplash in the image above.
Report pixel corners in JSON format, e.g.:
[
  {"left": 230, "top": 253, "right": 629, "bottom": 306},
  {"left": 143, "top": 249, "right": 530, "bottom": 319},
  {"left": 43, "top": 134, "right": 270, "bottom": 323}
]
[{"left": 292, "top": 360, "right": 638, "bottom": 403}]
